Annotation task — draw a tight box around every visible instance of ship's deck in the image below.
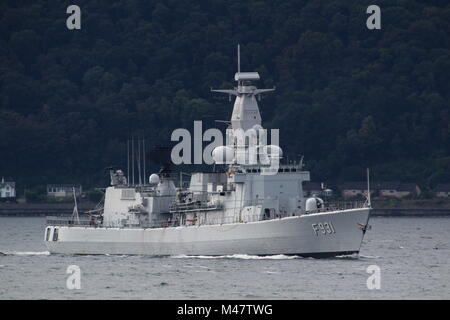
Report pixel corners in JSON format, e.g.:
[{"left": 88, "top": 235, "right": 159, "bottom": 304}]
[{"left": 46, "top": 201, "right": 368, "bottom": 229}]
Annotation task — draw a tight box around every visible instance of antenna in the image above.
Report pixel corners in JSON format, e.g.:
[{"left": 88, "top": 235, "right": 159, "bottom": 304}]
[
  {"left": 237, "top": 44, "right": 241, "bottom": 74},
  {"left": 132, "top": 137, "right": 135, "bottom": 186},
  {"left": 137, "top": 138, "right": 142, "bottom": 185},
  {"left": 143, "top": 139, "right": 146, "bottom": 186},
  {"left": 72, "top": 187, "right": 80, "bottom": 224},
  {"left": 367, "top": 168, "right": 371, "bottom": 208},
  {"left": 127, "top": 140, "right": 130, "bottom": 186}
]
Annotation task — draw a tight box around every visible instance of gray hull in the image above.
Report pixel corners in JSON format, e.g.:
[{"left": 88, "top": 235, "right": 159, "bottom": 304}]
[{"left": 46, "top": 208, "right": 370, "bottom": 257}]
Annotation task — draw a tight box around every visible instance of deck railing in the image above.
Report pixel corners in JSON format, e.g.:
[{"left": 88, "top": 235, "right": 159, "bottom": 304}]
[
  {"left": 46, "top": 216, "right": 99, "bottom": 227},
  {"left": 46, "top": 201, "right": 368, "bottom": 228},
  {"left": 306, "top": 201, "right": 368, "bottom": 214}
]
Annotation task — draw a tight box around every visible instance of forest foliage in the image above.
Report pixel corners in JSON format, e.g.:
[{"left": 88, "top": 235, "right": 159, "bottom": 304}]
[{"left": 0, "top": 0, "right": 449, "bottom": 191}]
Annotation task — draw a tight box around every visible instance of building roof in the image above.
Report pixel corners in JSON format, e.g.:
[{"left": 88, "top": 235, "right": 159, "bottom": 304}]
[
  {"left": 47, "top": 184, "right": 82, "bottom": 191},
  {"left": 435, "top": 183, "right": 450, "bottom": 192},
  {"left": 0, "top": 181, "right": 15, "bottom": 188},
  {"left": 340, "top": 181, "right": 420, "bottom": 192}
]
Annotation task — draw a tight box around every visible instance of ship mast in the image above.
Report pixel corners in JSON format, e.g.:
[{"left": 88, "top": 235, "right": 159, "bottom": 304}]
[
  {"left": 71, "top": 187, "right": 80, "bottom": 224},
  {"left": 367, "top": 168, "right": 371, "bottom": 208},
  {"left": 211, "top": 45, "right": 275, "bottom": 131},
  {"left": 237, "top": 44, "right": 240, "bottom": 73}
]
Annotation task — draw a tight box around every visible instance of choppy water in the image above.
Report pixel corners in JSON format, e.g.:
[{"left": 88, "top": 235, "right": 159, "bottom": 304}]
[{"left": 0, "top": 216, "right": 449, "bottom": 299}]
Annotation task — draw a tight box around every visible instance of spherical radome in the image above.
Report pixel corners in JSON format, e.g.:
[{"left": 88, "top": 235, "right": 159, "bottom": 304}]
[
  {"left": 149, "top": 173, "right": 160, "bottom": 184},
  {"left": 212, "top": 146, "right": 234, "bottom": 164}
]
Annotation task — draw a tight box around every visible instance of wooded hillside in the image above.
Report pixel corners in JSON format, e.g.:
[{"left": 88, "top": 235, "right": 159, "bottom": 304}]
[{"left": 0, "top": 0, "right": 449, "bottom": 190}]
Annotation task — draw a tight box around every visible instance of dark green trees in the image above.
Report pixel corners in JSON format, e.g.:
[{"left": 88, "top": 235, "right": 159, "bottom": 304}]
[{"left": 0, "top": 0, "right": 449, "bottom": 190}]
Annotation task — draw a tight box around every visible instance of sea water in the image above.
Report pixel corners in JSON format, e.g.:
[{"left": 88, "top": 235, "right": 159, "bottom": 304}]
[{"left": 0, "top": 216, "right": 449, "bottom": 299}]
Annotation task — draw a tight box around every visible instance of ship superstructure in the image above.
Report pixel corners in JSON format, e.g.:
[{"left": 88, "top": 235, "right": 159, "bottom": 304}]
[{"left": 45, "top": 47, "right": 371, "bottom": 257}]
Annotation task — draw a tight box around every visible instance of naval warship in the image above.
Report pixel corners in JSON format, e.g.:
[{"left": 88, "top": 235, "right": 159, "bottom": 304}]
[{"left": 45, "top": 47, "right": 371, "bottom": 257}]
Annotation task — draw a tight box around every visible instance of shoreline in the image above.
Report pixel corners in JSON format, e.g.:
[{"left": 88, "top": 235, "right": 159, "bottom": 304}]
[
  {"left": 0, "top": 202, "right": 97, "bottom": 217},
  {"left": 371, "top": 208, "right": 450, "bottom": 217}
]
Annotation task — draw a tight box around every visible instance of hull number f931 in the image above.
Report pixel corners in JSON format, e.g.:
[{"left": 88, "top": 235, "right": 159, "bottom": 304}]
[{"left": 312, "top": 222, "right": 336, "bottom": 235}]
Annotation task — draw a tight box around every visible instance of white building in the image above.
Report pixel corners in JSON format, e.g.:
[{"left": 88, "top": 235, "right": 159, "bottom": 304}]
[
  {"left": 378, "top": 182, "right": 420, "bottom": 198},
  {"left": 0, "top": 177, "right": 16, "bottom": 199},
  {"left": 47, "top": 184, "right": 82, "bottom": 198},
  {"left": 340, "top": 182, "right": 372, "bottom": 199},
  {"left": 435, "top": 184, "right": 450, "bottom": 198}
]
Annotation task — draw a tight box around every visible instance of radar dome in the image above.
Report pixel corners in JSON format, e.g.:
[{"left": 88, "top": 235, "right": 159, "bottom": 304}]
[
  {"left": 149, "top": 173, "right": 160, "bottom": 184},
  {"left": 305, "top": 197, "right": 324, "bottom": 213},
  {"left": 212, "top": 146, "right": 234, "bottom": 164}
]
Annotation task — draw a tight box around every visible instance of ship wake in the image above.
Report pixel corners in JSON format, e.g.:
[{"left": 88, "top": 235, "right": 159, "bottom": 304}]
[
  {"left": 0, "top": 251, "right": 50, "bottom": 256},
  {"left": 170, "top": 254, "right": 301, "bottom": 260},
  {"left": 334, "top": 253, "right": 380, "bottom": 260}
]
